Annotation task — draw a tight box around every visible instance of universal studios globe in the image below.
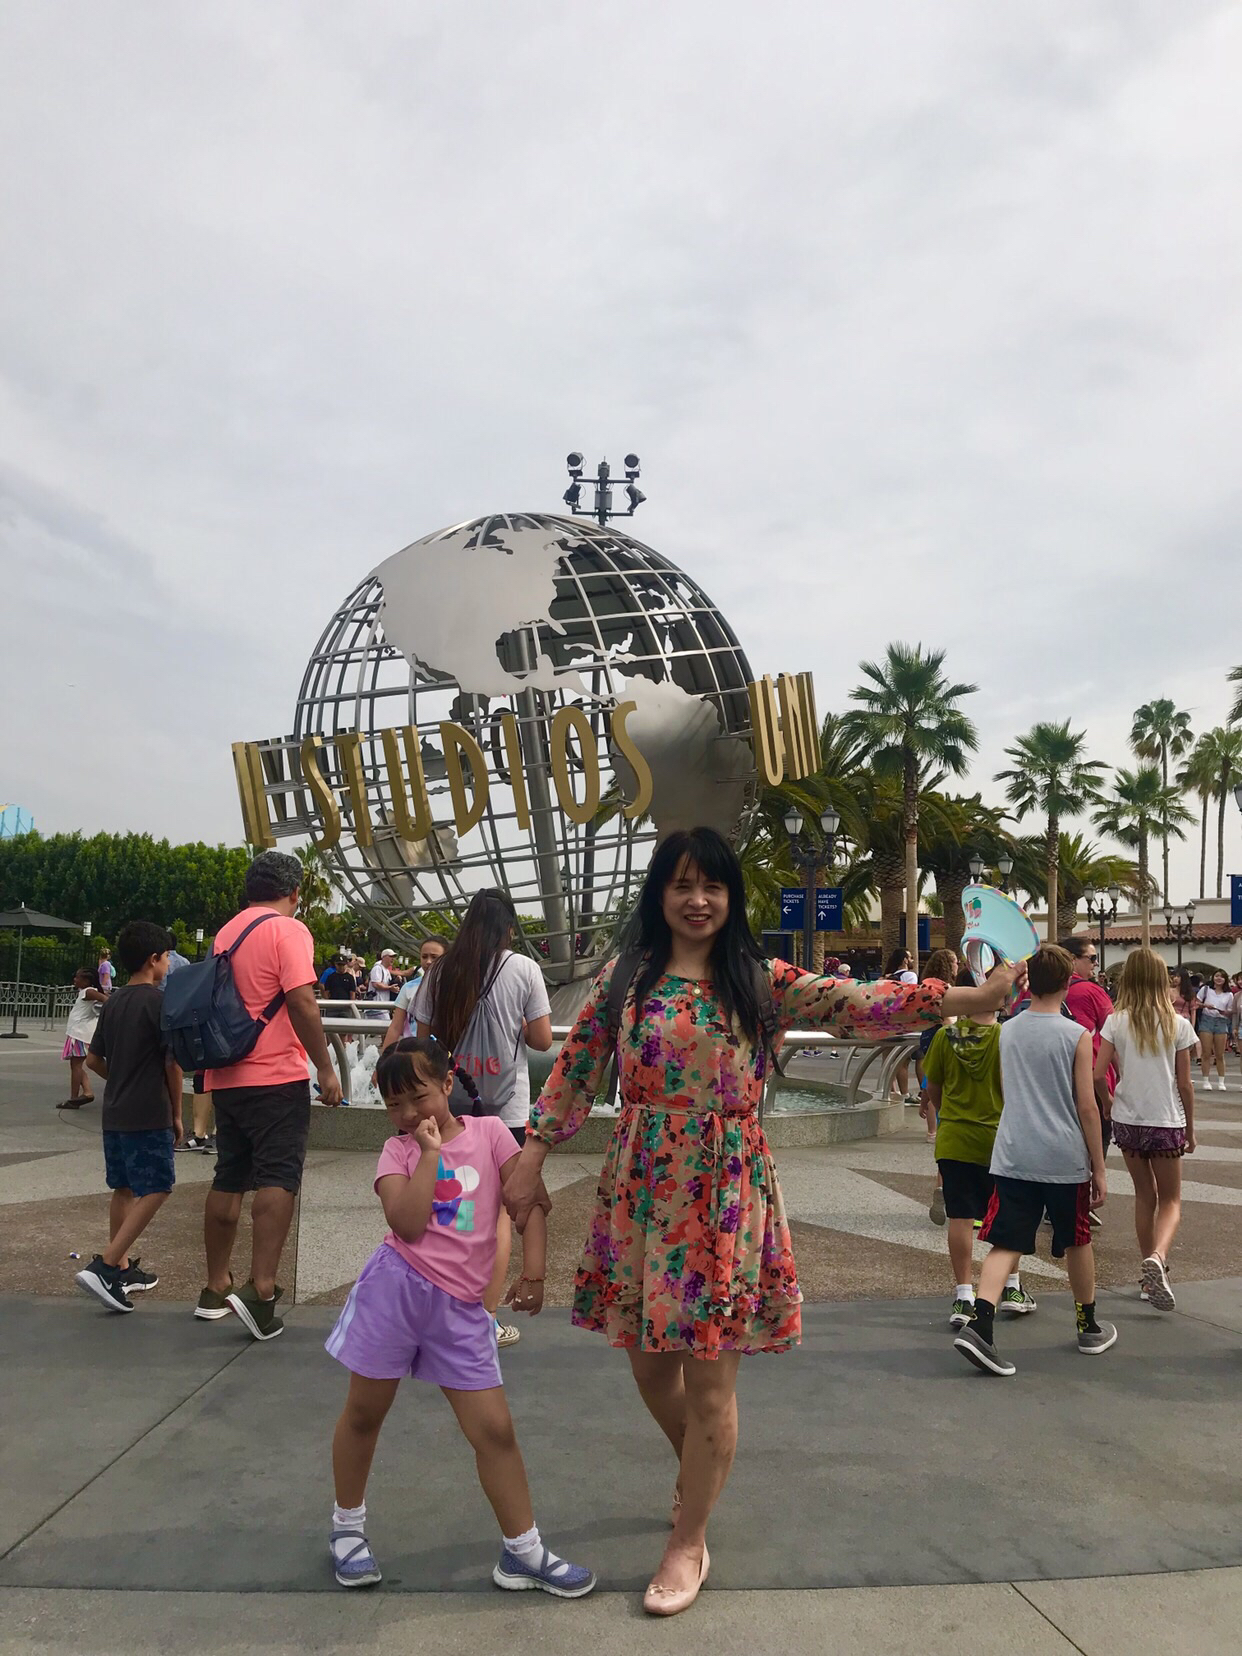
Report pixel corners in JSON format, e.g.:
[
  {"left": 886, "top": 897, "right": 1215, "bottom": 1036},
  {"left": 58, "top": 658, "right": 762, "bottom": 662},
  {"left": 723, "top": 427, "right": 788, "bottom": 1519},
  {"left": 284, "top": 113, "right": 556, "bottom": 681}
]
[{"left": 291, "top": 513, "right": 757, "bottom": 988}]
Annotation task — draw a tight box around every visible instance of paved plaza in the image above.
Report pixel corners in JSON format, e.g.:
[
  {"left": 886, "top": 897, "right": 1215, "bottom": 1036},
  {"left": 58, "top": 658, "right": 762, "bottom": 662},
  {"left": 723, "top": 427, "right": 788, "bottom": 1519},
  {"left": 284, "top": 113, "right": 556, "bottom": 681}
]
[{"left": 4, "top": 1031, "right": 1242, "bottom": 1652}]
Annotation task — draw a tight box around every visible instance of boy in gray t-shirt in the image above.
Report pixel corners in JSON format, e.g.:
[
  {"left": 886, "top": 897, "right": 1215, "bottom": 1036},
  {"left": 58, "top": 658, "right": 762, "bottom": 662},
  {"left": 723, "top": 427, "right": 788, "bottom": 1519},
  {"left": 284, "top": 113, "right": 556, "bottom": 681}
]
[{"left": 954, "top": 945, "right": 1115, "bottom": 1376}]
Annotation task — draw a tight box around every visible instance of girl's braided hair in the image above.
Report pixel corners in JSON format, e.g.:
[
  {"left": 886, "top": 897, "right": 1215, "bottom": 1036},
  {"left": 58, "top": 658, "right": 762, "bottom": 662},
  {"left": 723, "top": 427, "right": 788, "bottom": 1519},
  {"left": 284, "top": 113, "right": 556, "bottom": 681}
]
[{"left": 374, "top": 1036, "right": 482, "bottom": 1112}]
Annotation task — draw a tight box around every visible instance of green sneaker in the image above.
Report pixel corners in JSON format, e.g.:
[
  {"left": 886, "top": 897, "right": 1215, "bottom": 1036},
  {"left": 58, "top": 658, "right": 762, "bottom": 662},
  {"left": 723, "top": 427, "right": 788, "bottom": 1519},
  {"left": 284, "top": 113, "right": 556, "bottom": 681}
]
[
  {"left": 227, "top": 1281, "right": 284, "bottom": 1341},
  {"left": 999, "top": 1286, "right": 1037, "bottom": 1316},
  {"left": 194, "top": 1276, "right": 235, "bottom": 1321},
  {"left": 948, "top": 1297, "right": 976, "bottom": 1330}
]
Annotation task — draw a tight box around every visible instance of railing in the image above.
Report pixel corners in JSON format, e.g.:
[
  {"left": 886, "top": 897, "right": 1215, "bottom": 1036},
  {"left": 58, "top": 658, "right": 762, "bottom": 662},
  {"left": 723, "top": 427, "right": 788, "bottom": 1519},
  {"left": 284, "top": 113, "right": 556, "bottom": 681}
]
[
  {"left": 0, "top": 982, "right": 77, "bottom": 1028},
  {"left": 316, "top": 1003, "right": 920, "bottom": 1114}
]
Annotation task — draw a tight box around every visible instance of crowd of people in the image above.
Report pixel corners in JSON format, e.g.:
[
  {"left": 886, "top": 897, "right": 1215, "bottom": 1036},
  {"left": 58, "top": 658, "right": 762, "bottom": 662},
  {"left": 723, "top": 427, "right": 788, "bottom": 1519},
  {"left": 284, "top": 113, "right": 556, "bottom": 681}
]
[{"left": 54, "top": 836, "right": 1242, "bottom": 1615}]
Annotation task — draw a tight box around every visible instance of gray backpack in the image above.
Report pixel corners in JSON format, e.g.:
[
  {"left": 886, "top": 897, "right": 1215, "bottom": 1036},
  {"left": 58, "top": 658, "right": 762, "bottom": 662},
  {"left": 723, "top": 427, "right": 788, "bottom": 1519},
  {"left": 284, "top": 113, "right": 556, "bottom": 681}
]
[{"left": 447, "top": 954, "right": 524, "bottom": 1118}]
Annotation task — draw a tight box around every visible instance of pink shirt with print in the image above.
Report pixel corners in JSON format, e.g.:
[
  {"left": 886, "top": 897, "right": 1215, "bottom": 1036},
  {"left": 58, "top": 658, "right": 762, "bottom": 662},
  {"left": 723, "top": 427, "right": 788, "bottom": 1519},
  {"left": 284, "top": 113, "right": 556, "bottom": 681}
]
[
  {"left": 204, "top": 907, "right": 316, "bottom": 1090},
  {"left": 375, "top": 1117, "right": 517, "bottom": 1302}
]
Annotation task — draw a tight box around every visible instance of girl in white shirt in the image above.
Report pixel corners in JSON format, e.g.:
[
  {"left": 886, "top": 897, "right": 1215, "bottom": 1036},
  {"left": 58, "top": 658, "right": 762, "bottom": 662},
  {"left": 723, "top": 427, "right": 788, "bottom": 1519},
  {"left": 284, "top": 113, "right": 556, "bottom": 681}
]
[
  {"left": 1094, "top": 948, "right": 1197, "bottom": 1312},
  {"left": 1197, "top": 971, "right": 1235, "bottom": 1090},
  {"left": 61, "top": 968, "right": 106, "bottom": 1107}
]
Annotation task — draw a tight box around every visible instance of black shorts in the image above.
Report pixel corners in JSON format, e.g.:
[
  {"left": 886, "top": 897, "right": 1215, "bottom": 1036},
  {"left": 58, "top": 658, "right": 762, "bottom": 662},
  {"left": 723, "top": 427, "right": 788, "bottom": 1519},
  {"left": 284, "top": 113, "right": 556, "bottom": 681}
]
[
  {"left": 936, "top": 1159, "right": 994, "bottom": 1221},
  {"left": 210, "top": 1081, "right": 311, "bottom": 1195},
  {"left": 980, "top": 1175, "right": 1092, "bottom": 1259}
]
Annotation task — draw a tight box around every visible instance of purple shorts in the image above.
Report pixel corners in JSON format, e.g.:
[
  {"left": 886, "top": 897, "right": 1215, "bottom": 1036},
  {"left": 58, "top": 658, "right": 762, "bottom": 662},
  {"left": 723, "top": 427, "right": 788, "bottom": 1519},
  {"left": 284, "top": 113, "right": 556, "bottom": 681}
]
[
  {"left": 1112, "top": 1121, "right": 1187, "bottom": 1159},
  {"left": 325, "top": 1243, "right": 502, "bottom": 1390}
]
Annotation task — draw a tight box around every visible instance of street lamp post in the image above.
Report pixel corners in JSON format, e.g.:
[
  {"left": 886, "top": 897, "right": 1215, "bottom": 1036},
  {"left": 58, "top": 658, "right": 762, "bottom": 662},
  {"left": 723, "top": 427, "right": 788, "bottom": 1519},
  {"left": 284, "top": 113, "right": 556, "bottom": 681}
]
[
  {"left": 1162, "top": 900, "right": 1196, "bottom": 969},
  {"left": 1082, "top": 883, "right": 1122, "bottom": 971},
  {"left": 784, "top": 805, "right": 841, "bottom": 973},
  {"left": 194, "top": 927, "right": 205, "bottom": 962},
  {"left": 967, "top": 850, "right": 1014, "bottom": 893}
]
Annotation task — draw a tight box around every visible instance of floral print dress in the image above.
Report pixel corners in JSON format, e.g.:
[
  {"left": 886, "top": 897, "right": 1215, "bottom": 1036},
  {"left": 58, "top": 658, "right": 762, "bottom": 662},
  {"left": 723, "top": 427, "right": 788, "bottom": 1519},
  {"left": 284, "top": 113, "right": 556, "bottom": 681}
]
[{"left": 529, "top": 958, "right": 946, "bottom": 1360}]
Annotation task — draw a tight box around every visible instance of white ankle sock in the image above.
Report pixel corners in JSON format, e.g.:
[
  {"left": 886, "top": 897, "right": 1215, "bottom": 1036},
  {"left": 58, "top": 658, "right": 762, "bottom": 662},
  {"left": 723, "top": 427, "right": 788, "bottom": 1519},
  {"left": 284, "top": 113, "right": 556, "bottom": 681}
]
[
  {"left": 1006, "top": 1273, "right": 1021, "bottom": 1291},
  {"left": 955, "top": 1284, "right": 974, "bottom": 1300},
  {"left": 333, "top": 1501, "right": 366, "bottom": 1532}
]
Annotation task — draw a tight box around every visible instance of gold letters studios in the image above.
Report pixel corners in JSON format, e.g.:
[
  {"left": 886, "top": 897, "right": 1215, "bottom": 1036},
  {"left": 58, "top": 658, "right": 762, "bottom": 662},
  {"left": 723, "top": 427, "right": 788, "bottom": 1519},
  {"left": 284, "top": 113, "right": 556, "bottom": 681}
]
[{"left": 233, "top": 673, "right": 818, "bottom": 852}]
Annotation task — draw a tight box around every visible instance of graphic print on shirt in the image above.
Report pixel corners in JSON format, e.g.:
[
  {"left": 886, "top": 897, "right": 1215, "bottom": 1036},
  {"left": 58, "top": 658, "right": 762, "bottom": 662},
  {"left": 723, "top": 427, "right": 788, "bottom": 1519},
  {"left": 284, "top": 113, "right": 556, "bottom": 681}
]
[{"left": 432, "top": 1156, "right": 480, "bottom": 1233}]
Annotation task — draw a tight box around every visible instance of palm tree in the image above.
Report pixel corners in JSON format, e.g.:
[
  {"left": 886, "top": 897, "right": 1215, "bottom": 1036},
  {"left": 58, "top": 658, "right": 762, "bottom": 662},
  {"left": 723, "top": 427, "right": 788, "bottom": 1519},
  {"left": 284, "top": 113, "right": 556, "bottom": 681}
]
[
  {"left": 843, "top": 644, "right": 977, "bottom": 972},
  {"left": 1045, "top": 831, "right": 1139, "bottom": 940},
  {"left": 1178, "top": 735, "right": 1218, "bottom": 900},
  {"left": 995, "top": 722, "right": 1106, "bottom": 941},
  {"left": 1228, "top": 665, "right": 1242, "bottom": 726},
  {"left": 1187, "top": 727, "right": 1242, "bottom": 898},
  {"left": 1130, "top": 699, "right": 1193, "bottom": 904},
  {"left": 294, "top": 843, "right": 335, "bottom": 916},
  {"left": 1093, "top": 766, "right": 1193, "bottom": 944}
]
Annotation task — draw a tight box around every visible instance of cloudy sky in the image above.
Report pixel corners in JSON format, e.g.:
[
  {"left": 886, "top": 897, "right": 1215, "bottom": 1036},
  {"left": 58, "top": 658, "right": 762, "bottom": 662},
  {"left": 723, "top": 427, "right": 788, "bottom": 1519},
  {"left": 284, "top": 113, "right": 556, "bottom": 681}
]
[{"left": 3, "top": 1, "right": 1240, "bottom": 903}]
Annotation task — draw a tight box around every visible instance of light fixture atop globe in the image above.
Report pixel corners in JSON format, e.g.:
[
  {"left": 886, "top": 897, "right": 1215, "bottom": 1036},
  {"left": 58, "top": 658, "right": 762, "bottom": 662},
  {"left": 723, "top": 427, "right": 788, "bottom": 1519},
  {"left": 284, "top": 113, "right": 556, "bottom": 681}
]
[{"left": 286, "top": 510, "right": 759, "bottom": 986}]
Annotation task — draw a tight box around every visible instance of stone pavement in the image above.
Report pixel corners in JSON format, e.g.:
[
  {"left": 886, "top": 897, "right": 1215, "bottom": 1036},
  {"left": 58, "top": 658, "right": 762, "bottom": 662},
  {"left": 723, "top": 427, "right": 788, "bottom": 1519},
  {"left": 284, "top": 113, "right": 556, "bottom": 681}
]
[{"left": 6, "top": 1028, "right": 1242, "bottom": 1652}]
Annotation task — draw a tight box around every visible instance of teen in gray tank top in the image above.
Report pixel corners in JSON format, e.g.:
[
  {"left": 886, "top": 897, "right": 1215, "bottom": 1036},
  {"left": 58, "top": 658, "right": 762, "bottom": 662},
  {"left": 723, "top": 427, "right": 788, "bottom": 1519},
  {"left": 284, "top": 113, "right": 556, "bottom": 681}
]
[{"left": 992, "top": 1012, "right": 1089, "bottom": 1184}]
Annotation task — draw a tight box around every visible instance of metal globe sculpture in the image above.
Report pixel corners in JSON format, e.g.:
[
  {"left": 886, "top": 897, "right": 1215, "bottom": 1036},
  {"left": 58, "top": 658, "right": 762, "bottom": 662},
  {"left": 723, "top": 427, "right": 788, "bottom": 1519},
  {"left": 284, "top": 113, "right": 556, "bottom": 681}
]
[{"left": 293, "top": 513, "right": 756, "bottom": 985}]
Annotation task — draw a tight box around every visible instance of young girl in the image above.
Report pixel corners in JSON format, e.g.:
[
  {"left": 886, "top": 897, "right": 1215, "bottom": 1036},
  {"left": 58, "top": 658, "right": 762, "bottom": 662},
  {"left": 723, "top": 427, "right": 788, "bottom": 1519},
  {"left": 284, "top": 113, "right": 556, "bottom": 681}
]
[
  {"left": 1095, "top": 948, "right": 1198, "bottom": 1311},
  {"left": 503, "top": 827, "right": 1022, "bottom": 1615},
  {"left": 324, "top": 1037, "right": 594, "bottom": 1599},
  {"left": 1197, "top": 970, "right": 1234, "bottom": 1090},
  {"left": 61, "top": 968, "right": 106, "bottom": 1107}
]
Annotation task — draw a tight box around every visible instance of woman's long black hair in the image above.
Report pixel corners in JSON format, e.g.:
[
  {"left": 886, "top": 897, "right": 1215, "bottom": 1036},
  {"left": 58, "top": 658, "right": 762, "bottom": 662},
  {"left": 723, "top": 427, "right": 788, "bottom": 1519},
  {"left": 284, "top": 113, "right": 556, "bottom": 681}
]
[
  {"left": 884, "top": 947, "right": 910, "bottom": 977},
  {"left": 621, "top": 826, "right": 765, "bottom": 1045},
  {"left": 423, "top": 888, "right": 517, "bottom": 1051}
]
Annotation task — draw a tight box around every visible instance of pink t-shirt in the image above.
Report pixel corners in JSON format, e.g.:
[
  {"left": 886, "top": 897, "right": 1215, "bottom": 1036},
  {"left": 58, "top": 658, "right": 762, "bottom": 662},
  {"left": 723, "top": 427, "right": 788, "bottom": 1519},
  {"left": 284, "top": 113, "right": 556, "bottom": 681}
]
[
  {"left": 374, "top": 1117, "right": 517, "bottom": 1302},
  {"left": 204, "top": 907, "right": 316, "bottom": 1090}
]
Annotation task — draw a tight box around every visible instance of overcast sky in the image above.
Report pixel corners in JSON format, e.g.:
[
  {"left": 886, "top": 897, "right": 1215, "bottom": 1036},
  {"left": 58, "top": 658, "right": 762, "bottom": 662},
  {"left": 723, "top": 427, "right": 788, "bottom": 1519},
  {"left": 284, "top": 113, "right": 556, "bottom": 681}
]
[{"left": 3, "top": 1, "right": 1241, "bottom": 905}]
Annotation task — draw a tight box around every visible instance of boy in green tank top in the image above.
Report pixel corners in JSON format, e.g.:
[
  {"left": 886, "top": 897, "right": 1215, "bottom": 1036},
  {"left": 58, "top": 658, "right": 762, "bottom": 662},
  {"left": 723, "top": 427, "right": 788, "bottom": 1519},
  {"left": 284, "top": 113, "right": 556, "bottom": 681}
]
[{"left": 924, "top": 990, "right": 1034, "bottom": 1330}]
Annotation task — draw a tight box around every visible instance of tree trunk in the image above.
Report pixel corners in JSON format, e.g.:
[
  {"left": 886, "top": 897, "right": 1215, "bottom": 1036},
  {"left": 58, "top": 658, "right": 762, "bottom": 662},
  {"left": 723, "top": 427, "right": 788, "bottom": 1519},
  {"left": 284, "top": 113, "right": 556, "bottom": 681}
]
[
  {"left": 1057, "top": 896, "right": 1078, "bottom": 940},
  {"left": 879, "top": 878, "right": 904, "bottom": 964},
  {"left": 937, "top": 873, "right": 969, "bottom": 957},
  {"left": 1160, "top": 744, "right": 1170, "bottom": 905},
  {"left": 1217, "top": 783, "right": 1227, "bottom": 900},
  {"left": 1045, "top": 814, "right": 1059, "bottom": 945},
  {"left": 1139, "top": 835, "right": 1151, "bottom": 947},
  {"left": 1200, "top": 794, "right": 1209, "bottom": 900},
  {"left": 904, "top": 752, "right": 920, "bottom": 973}
]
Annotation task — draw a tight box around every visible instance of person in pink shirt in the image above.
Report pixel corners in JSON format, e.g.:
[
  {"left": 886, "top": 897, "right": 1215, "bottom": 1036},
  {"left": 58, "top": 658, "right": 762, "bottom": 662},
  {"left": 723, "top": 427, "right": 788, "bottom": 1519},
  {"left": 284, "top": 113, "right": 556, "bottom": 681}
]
[
  {"left": 1060, "top": 936, "right": 1116, "bottom": 1158},
  {"left": 323, "top": 1037, "right": 593, "bottom": 1598},
  {"left": 196, "top": 851, "right": 343, "bottom": 1341}
]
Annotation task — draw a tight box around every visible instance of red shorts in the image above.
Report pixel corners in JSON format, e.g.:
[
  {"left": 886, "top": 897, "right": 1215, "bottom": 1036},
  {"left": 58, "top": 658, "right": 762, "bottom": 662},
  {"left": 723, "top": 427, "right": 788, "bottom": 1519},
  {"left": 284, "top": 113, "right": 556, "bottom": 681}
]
[{"left": 980, "top": 1176, "right": 1091, "bottom": 1259}]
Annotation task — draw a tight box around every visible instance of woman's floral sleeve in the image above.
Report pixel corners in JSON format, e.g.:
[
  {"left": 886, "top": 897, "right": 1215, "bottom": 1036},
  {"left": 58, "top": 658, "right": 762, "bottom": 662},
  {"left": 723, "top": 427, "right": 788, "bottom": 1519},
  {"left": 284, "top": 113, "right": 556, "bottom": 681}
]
[
  {"left": 528, "top": 960, "right": 617, "bottom": 1146},
  {"left": 768, "top": 959, "right": 946, "bottom": 1039}
]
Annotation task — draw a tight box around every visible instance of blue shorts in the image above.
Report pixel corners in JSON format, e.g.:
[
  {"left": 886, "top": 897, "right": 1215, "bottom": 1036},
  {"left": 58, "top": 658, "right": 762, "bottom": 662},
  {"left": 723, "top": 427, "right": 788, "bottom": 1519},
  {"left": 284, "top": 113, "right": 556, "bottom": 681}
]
[{"left": 102, "top": 1129, "right": 176, "bottom": 1198}]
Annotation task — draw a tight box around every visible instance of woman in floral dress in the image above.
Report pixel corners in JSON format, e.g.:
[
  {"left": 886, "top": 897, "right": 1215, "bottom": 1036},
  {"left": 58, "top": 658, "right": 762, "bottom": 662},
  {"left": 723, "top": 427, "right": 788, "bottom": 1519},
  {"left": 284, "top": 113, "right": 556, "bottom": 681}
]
[{"left": 504, "top": 828, "right": 1023, "bottom": 1615}]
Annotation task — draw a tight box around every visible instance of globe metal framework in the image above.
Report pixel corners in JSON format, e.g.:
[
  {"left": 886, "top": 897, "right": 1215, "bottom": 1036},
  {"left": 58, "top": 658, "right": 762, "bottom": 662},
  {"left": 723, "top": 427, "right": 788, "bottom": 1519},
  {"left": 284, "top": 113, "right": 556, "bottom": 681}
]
[{"left": 270, "top": 513, "right": 755, "bottom": 986}]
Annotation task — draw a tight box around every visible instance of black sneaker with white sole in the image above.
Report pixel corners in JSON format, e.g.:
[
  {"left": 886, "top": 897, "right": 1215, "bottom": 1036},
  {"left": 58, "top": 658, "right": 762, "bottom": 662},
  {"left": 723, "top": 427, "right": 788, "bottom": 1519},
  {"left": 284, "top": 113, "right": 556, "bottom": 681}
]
[
  {"left": 952, "top": 1324, "right": 1016, "bottom": 1376},
  {"left": 121, "top": 1258, "right": 159, "bottom": 1293},
  {"left": 75, "top": 1256, "right": 134, "bottom": 1313}
]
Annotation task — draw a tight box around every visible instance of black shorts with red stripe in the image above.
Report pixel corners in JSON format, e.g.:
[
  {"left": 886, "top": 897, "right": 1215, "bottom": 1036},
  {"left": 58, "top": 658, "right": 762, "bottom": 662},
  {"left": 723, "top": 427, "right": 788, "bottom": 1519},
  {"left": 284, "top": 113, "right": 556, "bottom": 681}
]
[{"left": 979, "top": 1176, "right": 1092, "bottom": 1259}]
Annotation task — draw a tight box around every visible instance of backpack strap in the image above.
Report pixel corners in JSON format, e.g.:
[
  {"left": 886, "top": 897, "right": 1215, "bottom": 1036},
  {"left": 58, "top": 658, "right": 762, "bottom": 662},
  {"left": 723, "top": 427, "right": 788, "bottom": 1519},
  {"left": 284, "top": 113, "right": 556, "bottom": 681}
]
[
  {"left": 749, "top": 956, "right": 780, "bottom": 1074},
  {"left": 219, "top": 911, "right": 286, "bottom": 1024}
]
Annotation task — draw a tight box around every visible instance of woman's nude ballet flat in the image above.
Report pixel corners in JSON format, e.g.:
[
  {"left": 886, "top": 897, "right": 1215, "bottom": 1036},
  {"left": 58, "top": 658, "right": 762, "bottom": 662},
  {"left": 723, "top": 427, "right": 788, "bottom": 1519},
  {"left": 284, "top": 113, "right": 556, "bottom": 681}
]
[{"left": 643, "top": 1546, "right": 709, "bottom": 1617}]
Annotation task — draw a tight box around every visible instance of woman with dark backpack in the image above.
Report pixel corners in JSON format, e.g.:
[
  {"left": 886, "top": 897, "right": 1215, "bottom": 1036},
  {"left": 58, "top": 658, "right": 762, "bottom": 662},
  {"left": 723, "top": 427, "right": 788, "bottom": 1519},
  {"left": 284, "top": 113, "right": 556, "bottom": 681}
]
[
  {"left": 412, "top": 889, "right": 552, "bottom": 1348},
  {"left": 503, "top": 827, "right": 1025, "bottom": 1616}
]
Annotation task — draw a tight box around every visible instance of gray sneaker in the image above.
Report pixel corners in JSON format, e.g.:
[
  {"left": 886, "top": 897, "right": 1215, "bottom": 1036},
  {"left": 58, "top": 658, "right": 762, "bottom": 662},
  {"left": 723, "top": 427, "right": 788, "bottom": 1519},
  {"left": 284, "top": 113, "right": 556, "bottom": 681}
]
[
  {"left": 1077, "top": 1320, "right": 1118, "bottom": 1355},
  {"left": 952, "top": 1324, "right": 1016, "bottom": 1376},
  {"left": 1141, "top": 1254, "right": 1175, "bottom": 1311},
  {"left": 929, "top": 1187, "right": 946, "bottom": 1226}
]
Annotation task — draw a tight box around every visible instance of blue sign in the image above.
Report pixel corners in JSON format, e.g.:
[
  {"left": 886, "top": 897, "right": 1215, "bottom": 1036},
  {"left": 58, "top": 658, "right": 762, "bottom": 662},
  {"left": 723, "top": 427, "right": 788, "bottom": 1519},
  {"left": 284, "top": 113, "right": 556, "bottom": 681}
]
[
  {"left": 1232, "top": 875, "right": 1242, "bottom": 927},
  {"left": 816, "top": 887, "right": 844, "bottom": 932},
  {"left": 780, "top": 888, "right": 806, "bottom": 931},
  {"left": 899, "top": 915, "right": 932, "bottom": 952}
]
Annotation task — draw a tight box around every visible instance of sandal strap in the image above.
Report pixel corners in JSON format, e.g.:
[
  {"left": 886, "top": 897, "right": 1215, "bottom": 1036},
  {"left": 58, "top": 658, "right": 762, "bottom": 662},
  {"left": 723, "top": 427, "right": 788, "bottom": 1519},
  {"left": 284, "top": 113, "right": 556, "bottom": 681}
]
[{"left": 331, "top": 1529, "right": 376, "bottom": 1570}]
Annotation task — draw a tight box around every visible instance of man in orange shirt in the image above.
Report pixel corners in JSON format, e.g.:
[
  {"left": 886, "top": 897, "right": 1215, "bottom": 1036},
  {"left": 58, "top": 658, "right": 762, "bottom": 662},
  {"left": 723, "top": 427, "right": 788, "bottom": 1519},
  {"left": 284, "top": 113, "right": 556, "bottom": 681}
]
[{"left": 196, "top": 851, "right": 343, "bottom": 1341}]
